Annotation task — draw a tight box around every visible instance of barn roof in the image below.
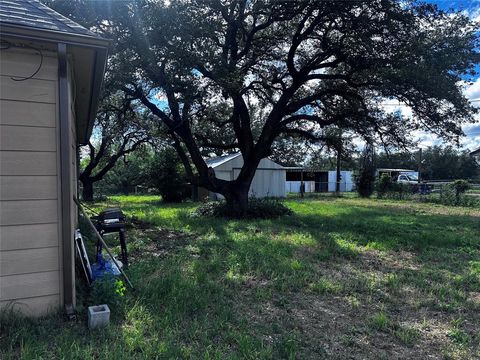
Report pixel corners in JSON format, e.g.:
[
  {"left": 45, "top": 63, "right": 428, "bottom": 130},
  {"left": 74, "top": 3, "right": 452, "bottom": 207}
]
[
  {"left": 205, "top": 152, "right": 287, "bottom": 169},
  {"left": 376, "top": 168, "right": 416, "bottom": 172},
  {"left": 0, "top": 0, "right": 98, "bottom": 38},
  {"left": 206, "top": 153, "right": 242, "bottom": 168}
]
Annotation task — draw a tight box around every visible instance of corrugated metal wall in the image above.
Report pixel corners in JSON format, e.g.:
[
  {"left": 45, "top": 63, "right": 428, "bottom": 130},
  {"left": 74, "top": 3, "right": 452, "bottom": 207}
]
[{"left": 210, "top": 155, "right": 286, "bottom": 199}]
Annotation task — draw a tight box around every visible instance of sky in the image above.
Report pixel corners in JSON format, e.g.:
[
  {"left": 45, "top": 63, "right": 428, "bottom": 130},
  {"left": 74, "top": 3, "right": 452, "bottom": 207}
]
[{"left": 389, "top": 0, "right": 480, "bottom": 152}]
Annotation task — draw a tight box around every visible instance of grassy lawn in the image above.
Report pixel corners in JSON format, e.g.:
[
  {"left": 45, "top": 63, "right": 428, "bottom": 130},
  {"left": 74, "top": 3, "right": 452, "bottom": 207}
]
[{"left": 1, "top": 195, "right": 479, "bottom": 359}]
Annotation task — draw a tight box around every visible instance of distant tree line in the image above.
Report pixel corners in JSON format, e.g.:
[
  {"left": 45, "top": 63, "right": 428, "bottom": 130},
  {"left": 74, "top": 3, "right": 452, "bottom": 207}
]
[
  {"left": 84, "top": 143, "right": 479, "bottom": 202},
  {"left": 375, "top": 146, "right": 479, "bottom": 181},
  {"left": 84, "top": 146, "right": 190, "bottom": 202},
  {"left": 304, "top": 145, "right": 479, "bottom": 181}
]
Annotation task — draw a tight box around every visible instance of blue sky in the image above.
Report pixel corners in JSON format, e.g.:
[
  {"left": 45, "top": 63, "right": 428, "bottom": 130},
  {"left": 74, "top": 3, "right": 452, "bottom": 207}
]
[{"left": 415, "top": 0, "right": 480, "bottom": 151}]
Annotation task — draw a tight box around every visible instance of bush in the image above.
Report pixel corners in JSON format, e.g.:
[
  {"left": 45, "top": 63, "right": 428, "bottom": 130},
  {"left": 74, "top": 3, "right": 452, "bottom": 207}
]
[
  {"left": 375, "top": 174, "right": 415, "bottom": 200},
  {"left": 450, "top": 179, "right": 470, "bottom": 196},
  {"left": 356, "top": 170, "right": 375, "bottom": 198},
  {"left": 146, "top": 148, "right": 190, "bottom": 202},
  {"left": 356, "top": 144, "right": 376, "bottom": 198},
  {"left": 439, "top": 180, "right": 474, "bottom": 206},
  {"left": 193, "top": 198, "right": 293, "bottom": 219},
  {"left": 376, "top": 174, "right": 393, "bottom": 199},
  {"left": 89, "top": 275, "right": 126, "bottom": 311}
]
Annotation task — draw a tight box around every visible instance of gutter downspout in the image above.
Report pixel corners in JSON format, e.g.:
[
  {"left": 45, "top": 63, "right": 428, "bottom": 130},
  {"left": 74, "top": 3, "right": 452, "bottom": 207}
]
[{"left": 58, "top": 43, "right": 75, "bottom": 315}]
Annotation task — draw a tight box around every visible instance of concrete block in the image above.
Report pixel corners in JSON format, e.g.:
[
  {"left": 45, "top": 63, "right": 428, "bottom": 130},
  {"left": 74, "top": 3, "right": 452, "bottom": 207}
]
[{"left": 88, "top": 304, "right": 110, "bottom": 329}]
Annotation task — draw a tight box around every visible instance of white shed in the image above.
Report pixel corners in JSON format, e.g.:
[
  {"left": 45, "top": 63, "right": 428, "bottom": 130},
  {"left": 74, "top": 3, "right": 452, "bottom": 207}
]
[{"left": 205, "top": 153, "right": 286, "bottom": 199}]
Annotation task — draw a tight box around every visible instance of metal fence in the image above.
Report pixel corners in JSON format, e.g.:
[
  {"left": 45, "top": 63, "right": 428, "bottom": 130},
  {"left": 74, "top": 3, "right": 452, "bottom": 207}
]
[
  {"left": 285, "top": 180, "right": 480, "bottom": 197},
  {"left": 78, "top": 184, "right": 152, "bottom": 200},
  {"left": 422, "top": 181, "right": 480, "bottom": 195}
]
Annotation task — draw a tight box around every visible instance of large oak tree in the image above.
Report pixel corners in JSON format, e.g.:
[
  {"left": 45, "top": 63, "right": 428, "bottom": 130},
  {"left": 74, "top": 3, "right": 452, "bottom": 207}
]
[
  {"left": 52, "top": 0, "right": 479, "bottom": 212},
  {"left": 79, "top": 94, "right": 151, "bottom": 201}
]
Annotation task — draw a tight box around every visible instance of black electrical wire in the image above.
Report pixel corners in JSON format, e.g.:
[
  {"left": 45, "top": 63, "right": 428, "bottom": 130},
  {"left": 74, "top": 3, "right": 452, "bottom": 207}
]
[
  {"left": 0, "top": 39, "right": 44, "bottom": 81},
  {"left": 11, "top": 46, "right": 43, "bottom": 82}
]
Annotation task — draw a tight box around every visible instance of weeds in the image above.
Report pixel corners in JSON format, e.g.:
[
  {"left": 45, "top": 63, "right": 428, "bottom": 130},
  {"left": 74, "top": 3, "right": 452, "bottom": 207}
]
[
  {"left": 1, "top": 195, "right": 479, "bottom": 359},
  {"left": 192, "top": 198, "right": 293, "bottom": 219},
  {"left": 369, "top": 311, "right": 389, "bottom": 331},
  {"left": 393, "top": 326, "right": 420, "bottom": 347}
]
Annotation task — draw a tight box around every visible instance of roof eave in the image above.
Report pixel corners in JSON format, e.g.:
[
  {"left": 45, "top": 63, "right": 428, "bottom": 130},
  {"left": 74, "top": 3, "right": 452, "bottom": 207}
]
[
  {"left": 82, "top": 46, "right": 107, "bottom": 145},
  {"left": 0, "top": 23, "right": 109, "bottom": 48},
  {"left": 206, "top": 153, "right": 242, "bottom": 168},
  {"left": 0, "top": 23, "right": 109, "bottom": 145}
]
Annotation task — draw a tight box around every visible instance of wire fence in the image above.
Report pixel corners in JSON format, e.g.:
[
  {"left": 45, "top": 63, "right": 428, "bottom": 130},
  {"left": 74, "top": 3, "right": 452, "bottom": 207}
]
[
  {"left": 372, "top": 180, "right": 480, "bottom": 209},
  {"left": 423, "top": 181, "right": 480, "bottom": 196},
  {"left": 79, "top": 184, "right": 153, "bottom": 200}
]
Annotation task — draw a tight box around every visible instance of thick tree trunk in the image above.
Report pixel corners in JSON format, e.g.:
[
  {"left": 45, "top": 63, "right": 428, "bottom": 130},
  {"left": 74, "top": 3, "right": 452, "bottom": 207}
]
[
  {"left": 82, "top": 179, "right": 94, "bottom": 202},
  {"left": 224, "top": 183, "right": 250, "bottom": 215}
]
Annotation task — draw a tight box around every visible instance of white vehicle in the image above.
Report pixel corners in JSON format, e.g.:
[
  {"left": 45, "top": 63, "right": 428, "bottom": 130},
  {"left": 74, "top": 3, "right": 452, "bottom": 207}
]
[{"left": 396, "top": 173, "right": 419, "bottom": 184}]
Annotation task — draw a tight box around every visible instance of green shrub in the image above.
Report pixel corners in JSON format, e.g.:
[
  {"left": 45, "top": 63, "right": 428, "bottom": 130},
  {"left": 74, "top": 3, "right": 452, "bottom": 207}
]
[
  {"left": 376, "top": 175, "right": 415, "bottom": 200},
  {"left": 450, "top": 180, "right": 470, "bottom": 197},
  {"left": 356, "top": 145, "right": 376, "bottom": 198},
  {"left": 376, "top": 174, "right": 393, "bottom": 199},
  {"left": 146, "top": 148, "right": 190, "bottom": 202},
  {"left": 356, "top": 172, "right": 375, "bottom": 198},
  {"left": 89, "top": 275, "right": 126, "bottom": 311},
  {"left": 193, "top": 198, "right": 293, "bottom": 219},
  {"left": 439, "top": 180, "right": 475, "bottom": 206}
]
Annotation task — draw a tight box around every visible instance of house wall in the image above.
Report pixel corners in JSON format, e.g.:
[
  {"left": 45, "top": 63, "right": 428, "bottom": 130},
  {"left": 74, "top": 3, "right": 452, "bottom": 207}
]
[
  {"left": 0, "top": 47, "right": 63, "bottom": 315},
  {"left": 243, "top": 168, "right": 286, "bottom": 198}
]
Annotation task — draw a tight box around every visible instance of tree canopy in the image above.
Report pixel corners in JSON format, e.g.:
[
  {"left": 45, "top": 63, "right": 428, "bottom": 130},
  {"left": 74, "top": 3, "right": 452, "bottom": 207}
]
[
  {"left": 79, "top": 93, "right": 152, "bottom": 201},
  {"left": 49, "top": 0, "right": 479, "bottom": 212}
]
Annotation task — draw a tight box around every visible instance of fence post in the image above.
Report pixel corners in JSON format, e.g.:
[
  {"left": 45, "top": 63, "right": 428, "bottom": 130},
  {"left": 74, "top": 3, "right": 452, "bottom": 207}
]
[{"left": 300, "top": 170, "right": 304, "bottom": 198}]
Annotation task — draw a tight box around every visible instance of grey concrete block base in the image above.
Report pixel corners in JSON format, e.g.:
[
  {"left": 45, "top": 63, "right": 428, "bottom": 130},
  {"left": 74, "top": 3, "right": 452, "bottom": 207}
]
[{"left": 88, "top": 304, "right": 110, "bottom": 329}]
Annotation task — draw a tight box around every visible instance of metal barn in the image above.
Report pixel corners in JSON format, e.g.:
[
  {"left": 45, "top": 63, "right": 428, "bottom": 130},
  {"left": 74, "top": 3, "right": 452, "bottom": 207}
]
[{"left": 204, "top": 153, "right": 287, "bottom": 199}]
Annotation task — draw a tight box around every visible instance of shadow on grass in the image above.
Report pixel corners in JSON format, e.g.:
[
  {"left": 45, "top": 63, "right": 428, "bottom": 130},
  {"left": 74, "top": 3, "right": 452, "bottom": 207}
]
[{"left": 3, "top": 197, "right": 478, "bottom": 359}]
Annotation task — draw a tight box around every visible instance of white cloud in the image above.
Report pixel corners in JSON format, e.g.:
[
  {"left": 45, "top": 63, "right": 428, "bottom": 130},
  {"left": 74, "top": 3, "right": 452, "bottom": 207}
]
[
  {"left": 380, "top": 98, "right": 413, "bottom": 118},
  {"left": 366, "top": 6, "right": 480, "bottom": 151},
  {"left": 468, "top": 7, "right": 480, "bottom": 23},
  {"left": 376, "top": 80, "right": 480, "bottom": 150},
  {"left": 461, "top": 80, "right": 480, "bottom": 150},
  {"left": 464, "top": 78, "right": 480, "bottom": 105}
]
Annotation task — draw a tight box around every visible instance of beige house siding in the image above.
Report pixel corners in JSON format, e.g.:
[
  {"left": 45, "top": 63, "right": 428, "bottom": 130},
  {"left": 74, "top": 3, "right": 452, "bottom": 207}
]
[{"left": 0, "top": 48, "right": 63, "bottom": 315}]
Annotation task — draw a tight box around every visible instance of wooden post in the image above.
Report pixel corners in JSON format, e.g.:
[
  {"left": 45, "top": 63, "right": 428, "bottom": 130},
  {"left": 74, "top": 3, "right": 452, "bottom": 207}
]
[
  {"left": 418, "top": 148, "right": 423, "bottom": 182},
  {"left": 300, "top": 170, "right": 304, "bottom": 198},
  {"left": 336, "top": 148, "right": 341, "bottom": 194}
]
